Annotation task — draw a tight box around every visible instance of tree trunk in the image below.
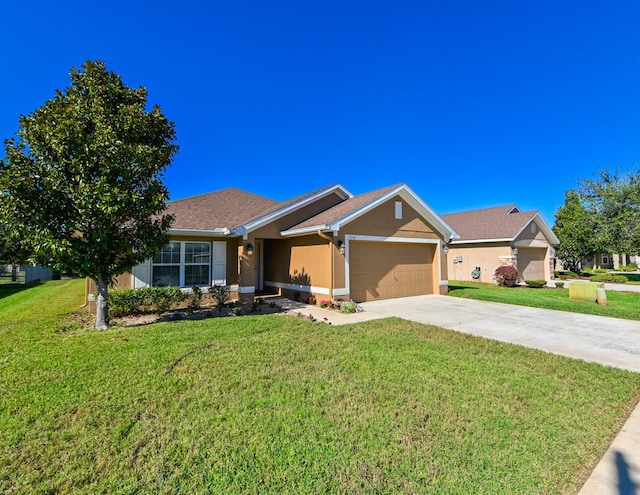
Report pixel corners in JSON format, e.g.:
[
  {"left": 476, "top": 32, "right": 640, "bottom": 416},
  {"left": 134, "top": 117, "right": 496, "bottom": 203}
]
[{"left": 95, "top": 277, "right": 109, "bottom": 330}]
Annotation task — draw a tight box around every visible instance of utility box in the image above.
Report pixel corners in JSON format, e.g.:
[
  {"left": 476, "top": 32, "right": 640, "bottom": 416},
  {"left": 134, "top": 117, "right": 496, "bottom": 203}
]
[{"left": 569, "top": 281, "right": 605, "bottom": 302}]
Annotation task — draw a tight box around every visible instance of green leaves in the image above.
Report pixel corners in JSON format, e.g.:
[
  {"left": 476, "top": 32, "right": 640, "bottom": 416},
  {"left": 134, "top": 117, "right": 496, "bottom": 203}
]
[
  {"left": 0, "top": 60, "right": 178, "bottom": 327},
  {"left": 553, "top": 190, "right": 598, "bottom": 272}
]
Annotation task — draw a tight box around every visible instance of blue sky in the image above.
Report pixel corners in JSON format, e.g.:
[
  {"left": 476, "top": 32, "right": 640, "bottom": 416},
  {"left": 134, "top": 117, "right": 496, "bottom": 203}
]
[{"left": 2, "top": 1, "right": 639, "bottom": 224}]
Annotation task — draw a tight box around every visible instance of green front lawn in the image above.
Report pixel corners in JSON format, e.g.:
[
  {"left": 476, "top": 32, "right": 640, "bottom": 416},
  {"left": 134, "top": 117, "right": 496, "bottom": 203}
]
[
  {"left": 2, "top": 280, "right": 639, "bottom": 494},
  {"left": 449, "top": 280, "right": 640, "bottom": 320}
]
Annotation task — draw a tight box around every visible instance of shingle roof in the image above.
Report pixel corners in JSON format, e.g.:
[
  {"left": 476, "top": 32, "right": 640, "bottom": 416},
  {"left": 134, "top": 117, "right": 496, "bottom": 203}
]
[
  {"left": 166, "top": 188, "right": 279, "bottom": 231},
  {"left": 283, "top": 184, "right": 402, "bottom": 233},
  {"left": 238, "top": 183, "right": 350, "bottom": 230},
  {"left": 441, "top": 204, "right": 538, "bottom": 241}
]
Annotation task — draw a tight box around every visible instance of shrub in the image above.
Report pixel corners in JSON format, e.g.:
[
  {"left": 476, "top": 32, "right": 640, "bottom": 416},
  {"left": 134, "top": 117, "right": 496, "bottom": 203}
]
[
  {"left": 620, "top": 263, "right": 638, "bottom": 272},
  {"left": 149, "top": 286, "right": 187, "bottom": 313},
  {"left": 525, "top": 280, "right": 547, "bottom": 288},
  {"left": 109, "top": 288, "right": 149, "bottom": 317},
  {"left": 320, "top": 299, "right": 330, "bottom": 308},
  {"left": 209, "top": 285, "right": 231, "bottom": 308},
  {"left": 554, "top": 281, "right": 565, "bottom": 289},
  {"left": 494, "top": 265, "right": 518, "bottom": 287},
  {"left": 188, "top": 286, "right": 203, "bottom": 310},
  {"left": 590, "top": 273, "right": 628, "bottom": 284},
  {"left": 340, "top": 300, "right": 358, "bottom": 314}
]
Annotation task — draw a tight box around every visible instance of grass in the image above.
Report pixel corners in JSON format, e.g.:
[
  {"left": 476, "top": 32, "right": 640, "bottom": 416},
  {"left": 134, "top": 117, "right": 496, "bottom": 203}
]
[
  {"left": 2, "top": 280, "right": 640, "bottom": 494},
  {"left": 449, "top": 280, "right": 640, "bottom": 320}
]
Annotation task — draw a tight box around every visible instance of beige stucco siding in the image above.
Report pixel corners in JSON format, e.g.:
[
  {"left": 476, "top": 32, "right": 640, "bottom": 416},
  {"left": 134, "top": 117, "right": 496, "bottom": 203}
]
[
  {"left": 263, "top": 235, "right": 330, "bottom": 291},
  {"left": 345, "top": 196, "right": 441, "bottom": 239},
  {"left": 447, "top": 243, "right": 512, "bottom": 284}
]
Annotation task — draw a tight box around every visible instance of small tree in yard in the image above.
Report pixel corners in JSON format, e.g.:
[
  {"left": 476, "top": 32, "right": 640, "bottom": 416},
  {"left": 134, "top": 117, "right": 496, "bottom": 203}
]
[
  {"left": 494, "top": 265, "right": 519, "bottom": 287},
  {"left": 0, "top": 61, "right": 177, "bottom": 329}
]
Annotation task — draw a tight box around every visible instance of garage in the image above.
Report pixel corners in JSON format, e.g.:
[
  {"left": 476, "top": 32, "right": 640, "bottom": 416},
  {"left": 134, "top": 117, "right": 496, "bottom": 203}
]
[
  {"left": 517, "top": 247, "right": 547, "bottom": 281},
  {"left": 349, "top": 241, "right": 436, "bottom": 302}
]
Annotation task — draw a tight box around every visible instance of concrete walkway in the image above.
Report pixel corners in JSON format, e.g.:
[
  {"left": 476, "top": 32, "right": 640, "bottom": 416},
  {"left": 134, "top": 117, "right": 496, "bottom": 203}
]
[{"left": 281, "top": 294, "right": 640, "bottom": 494}]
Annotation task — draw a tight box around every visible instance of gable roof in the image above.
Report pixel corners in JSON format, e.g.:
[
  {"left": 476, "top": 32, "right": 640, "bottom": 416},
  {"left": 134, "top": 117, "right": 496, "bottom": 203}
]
[
  {"left": 230, "top": 183, "right": 352, "bottom": 235},
  {"left": 167, "top": 184, "right": 352, "bottom": 236},
  {"left": 441, "top": 204, "right": 559, "bottom": 244},
  {"left": 167, "top": 188, "right": 279, "bottom": 234},
  {"left": 282, "top": 183, "right": 458, "bottom": 241}
]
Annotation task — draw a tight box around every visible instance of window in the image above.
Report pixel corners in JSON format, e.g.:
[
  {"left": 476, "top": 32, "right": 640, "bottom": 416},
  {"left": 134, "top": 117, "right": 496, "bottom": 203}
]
[
  {"left": 602, "top": 254, "right": 610, "bottom": 265},
  {"left": 152, "top": 241, "right": 181, "bottom": 286},
  {"left": 395, "top": 201, "right": 403, "bottom": 219},
  {"left": 152, "top": 241, "right": 212, "bottom": 287}
]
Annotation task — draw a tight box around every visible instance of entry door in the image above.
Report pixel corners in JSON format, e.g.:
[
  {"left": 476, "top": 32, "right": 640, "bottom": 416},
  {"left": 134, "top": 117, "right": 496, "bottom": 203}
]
[{"left": 254, "top": 240, "right": 264, "bottom": 291}]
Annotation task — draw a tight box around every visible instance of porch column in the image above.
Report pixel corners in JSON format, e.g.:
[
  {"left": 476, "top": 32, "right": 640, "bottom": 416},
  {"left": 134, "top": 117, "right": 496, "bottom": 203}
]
[{"left": 238, "top": 240, "right": 255, "bottom": 303}]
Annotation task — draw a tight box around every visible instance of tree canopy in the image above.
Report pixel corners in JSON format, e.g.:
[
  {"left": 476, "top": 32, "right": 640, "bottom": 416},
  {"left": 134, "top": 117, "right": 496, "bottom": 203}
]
[
  {"left": 0, "top": 60, "right": 177, "bottom": 328},
  {"left": 579, "top": 168, "right": 640, "bottom": 259},
  {"left": 552, "top": 190, "right": 598, "bottom": 272}
]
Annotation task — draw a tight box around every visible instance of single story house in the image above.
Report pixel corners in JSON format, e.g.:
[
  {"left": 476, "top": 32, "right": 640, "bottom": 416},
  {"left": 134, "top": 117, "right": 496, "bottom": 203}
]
[
  {"left": 95, "top": 183, "right": 458, "bottom": 304},
  {"left": 441, "top": 204, "right": 558, "bottom": 284}
]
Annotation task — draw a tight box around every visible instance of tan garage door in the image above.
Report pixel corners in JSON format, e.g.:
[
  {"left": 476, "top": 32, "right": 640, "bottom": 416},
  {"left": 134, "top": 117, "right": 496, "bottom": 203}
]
[
  {"left": 349, "top": 241, "right": 435, "bottom": 302},
  {"left": 518, "top": 247, "right": 546, "bottom": 281}
]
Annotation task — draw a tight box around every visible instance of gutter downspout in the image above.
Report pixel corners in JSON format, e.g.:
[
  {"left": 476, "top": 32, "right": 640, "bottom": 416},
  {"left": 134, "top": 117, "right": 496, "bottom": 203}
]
[{"left": 317, "top": 230, "right": 334, "bottom": 300}]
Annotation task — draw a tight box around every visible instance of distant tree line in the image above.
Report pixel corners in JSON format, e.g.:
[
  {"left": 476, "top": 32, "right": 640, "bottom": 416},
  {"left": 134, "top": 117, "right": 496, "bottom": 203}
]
[{"left": 553, "top": 168, "right": 640, "bottom": 272}]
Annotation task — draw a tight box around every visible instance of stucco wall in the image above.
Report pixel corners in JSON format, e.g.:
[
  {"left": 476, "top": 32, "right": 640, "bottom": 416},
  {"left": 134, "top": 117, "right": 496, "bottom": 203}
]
[
  {"left": 447, "top": 243, "right": 512, "bottom": 284},
  {"left": 263, "top": 235, "right": 330, "bottom": 293},
  {"left": 344, "top": 196, "right": 441, "bottom": 240}
]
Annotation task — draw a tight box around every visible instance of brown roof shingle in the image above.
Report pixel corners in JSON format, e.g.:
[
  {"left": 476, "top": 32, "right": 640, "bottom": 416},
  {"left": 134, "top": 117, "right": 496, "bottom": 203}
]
[
  {"left": 166, "top": 188, "right": 279, "bottom": 231},
  {"left": 441, "top": 204, "right": 537, "bottom": 241}
]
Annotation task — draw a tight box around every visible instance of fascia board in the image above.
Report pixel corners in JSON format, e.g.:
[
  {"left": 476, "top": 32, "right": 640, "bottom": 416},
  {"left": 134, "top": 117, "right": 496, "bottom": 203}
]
[
  {"left": 168, "top": 228, "right": 230, "bottom": 237},
  {"left": 280, "top": 225, "right": 333, "bottom": 237},
  {"left": 450, "top": 237, "right": 514, "bottom": 244},
  {"left": 236, "top": 184, "right": 352, "bottom": 235}
]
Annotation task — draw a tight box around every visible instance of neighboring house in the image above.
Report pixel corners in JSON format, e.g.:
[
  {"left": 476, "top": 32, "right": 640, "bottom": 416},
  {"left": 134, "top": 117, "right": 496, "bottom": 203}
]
[
  {"left": 89, "top": 183, "right": 458, "bottom": 304},
  {"left": 1, "top": 264, "right": 54, "bottom": 284},
  {"left": 580, "top": 253, "right": 639, "bottom": 271},
  {"left": 441, "top": 204, "right": 559, "bottom": 284}
]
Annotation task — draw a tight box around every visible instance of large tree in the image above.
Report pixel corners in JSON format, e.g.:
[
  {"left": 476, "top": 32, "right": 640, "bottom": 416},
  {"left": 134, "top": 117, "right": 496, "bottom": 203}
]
[
  {"left": 552, "top": 190, "right": 598, "bottom": 272},
  {"left": 0, "top": 61, "right": 177, "bottom": 329},
  {"left": 579, "top": 168, "right": 640, "bottom": 262},
  {"left": 0, "top": 224, "right": 31, "bottom": 266}
]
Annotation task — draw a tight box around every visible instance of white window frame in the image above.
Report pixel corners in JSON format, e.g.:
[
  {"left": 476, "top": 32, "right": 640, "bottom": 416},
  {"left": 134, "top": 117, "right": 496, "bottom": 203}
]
[{"left": 148, "top": 241, "right": 227, "bottom": 288}]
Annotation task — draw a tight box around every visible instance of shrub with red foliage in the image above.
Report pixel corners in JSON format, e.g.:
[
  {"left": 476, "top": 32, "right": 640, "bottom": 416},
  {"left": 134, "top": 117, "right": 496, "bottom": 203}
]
[{"left": 494, "top": 265, "right": 519, "bottom": 287}]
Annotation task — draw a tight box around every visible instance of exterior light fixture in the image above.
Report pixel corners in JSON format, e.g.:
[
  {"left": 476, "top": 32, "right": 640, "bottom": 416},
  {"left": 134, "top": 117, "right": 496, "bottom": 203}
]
[
  {"left": 443, "top": 244, "right": 449, "bottom": 255},
  {"left": 246, "top": 243, "right": 254, "bottom": 256},
  {"left": 512, "top": 246, "right": 518, "bottom": 257},
  {"left": 337, "top": 240, "right": 345, "bottom": 255}
]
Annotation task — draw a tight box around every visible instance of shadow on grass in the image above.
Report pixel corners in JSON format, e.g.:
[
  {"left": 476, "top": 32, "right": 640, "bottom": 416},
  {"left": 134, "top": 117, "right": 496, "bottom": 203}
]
[
  {"left": 615, "top": 451, "right": 637, "bottom": 495},
  {"left": 0, "top": 283, "right": 40, "bottom": 300},
  {"left": 447, "top": 284, "right": 479, "bottom": 293}
]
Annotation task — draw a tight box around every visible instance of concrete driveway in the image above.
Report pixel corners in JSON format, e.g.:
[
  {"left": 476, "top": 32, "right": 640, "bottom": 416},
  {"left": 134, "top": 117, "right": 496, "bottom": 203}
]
[{"left": 359, "top": 295, "right": 640, "bottom": 373}]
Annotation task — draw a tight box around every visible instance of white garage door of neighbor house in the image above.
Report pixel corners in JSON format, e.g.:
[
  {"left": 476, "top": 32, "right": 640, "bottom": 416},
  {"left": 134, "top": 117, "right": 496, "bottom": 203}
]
[{"left": 349, "top": 241, "right": 435, "bottom": 302}]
